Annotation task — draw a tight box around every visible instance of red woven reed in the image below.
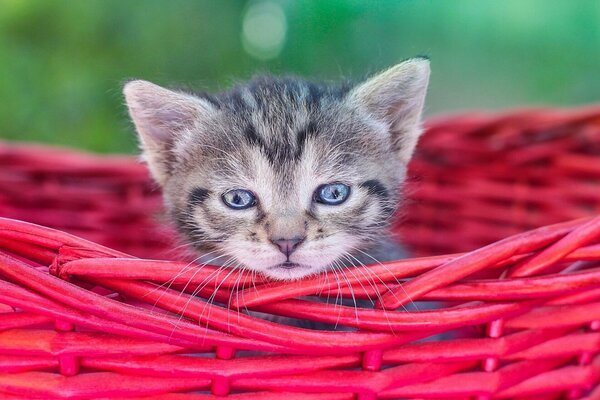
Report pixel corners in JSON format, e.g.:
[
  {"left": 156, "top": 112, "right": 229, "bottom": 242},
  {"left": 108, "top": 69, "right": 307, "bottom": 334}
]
[{"left": 0, "top": 106, "right": 600, "bottom": 399}]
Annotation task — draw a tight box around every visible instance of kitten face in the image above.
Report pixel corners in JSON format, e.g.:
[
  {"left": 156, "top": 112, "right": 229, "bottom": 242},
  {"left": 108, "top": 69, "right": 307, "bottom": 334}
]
[{"left": 124, "top": 59, "right": 430, "bottom": 280}]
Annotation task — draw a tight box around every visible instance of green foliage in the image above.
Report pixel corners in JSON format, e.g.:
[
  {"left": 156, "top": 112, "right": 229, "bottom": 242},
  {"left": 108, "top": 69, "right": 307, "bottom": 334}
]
[{"left": 0, "top": 0, "right": 598, "bottom": 153}]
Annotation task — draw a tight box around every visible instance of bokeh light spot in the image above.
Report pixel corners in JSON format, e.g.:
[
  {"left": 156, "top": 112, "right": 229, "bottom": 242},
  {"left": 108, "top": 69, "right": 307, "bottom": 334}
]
[{"left": 242, "top": 1, "right": 287, "bottom": 60}]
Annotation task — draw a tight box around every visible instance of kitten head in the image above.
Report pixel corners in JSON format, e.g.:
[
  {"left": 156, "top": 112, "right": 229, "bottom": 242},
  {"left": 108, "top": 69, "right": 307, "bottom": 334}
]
[{"left": 124, "top": 58, "right": 429, "bottom": 280}]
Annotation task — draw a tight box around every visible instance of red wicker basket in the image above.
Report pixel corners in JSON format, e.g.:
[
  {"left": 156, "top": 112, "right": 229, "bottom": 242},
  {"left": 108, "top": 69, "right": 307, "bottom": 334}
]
[{"left": 1, "top": 106, "right": 600, "bottom": 399}]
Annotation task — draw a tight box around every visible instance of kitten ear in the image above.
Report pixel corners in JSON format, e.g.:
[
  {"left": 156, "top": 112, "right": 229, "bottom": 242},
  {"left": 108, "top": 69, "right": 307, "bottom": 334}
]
[
  {"left": 348, "top": 58, "right": 430, "bottom": 163},
  {"left": 123, "top": 80, "right": 215, "bottom": 185}
]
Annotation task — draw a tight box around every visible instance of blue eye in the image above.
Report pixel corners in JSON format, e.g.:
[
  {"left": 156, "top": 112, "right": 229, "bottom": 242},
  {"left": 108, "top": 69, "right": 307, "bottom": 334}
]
[
  {"left": 222, "top": 189, "right": 256, "bottom": 210},
  {"left": 314, "top": 183, "right": 350, "bottom": 205}
]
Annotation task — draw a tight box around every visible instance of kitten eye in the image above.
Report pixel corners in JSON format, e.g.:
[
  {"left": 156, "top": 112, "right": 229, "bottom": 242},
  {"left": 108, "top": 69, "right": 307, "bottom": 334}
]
[
  {"left": 314, "top": 183, "right": 350, "bottom": 205},
  {"left": 222, "top": 189, "right": 256, "bottom": 210}
]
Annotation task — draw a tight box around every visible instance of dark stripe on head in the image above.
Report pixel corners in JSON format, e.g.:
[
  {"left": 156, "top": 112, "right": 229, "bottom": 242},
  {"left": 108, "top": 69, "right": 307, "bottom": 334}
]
[
  {"left": 244, "top": 123, "right": 290, "bottom": 165},
  {"left": 283, "top": 79, "right": 301, "bottom": 100},
  {"left": 306, "top": 82, "right": 323, "bottom": 108},
  {"left": 188, "top": 187, "right": 211, "bottom": 207},
  {"left": 198, "top": 93, "right": 221, "bottom": 109},
  {"left": 331, "top": 82, "right": 353, "bottom": 99},
  {"left": 228, "top": 88, "right": 248, "bottom": 112},
  {"left": 360, "top": 180, "right": 389, "bottom": 199},
  {"left": 244, "top": 123, "right": 265, "bottom": 147},
  {"left": 295, "top": 120, "right": 318, "bottom": 159},
  {"left": 247, "top": 80, "right": 264, "bottom": 109}
]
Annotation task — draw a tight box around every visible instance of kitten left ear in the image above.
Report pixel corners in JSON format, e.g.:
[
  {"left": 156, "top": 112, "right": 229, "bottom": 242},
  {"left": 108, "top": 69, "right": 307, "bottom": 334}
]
[
  {"left": 123, "top": 80, "right": 216, "bottom": 185},
  {"left": 348, "top": 58, "right": 430, "bottom": 163}
]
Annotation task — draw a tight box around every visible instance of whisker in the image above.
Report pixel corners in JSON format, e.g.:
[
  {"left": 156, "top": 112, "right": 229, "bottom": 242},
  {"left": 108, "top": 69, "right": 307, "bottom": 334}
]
[
  {"left": 338, "top": 255, "right": 372, "bottom": 303},
  {"left": 341, "top": 252, "right": 397, "bottom": 334},
  {"left": 163, "top": 251, "right": 229, "bottom": 308},
  {"left": 145, "top": 250, "right": 225, "bottom": 311},
  {"left": 350, "top": 246, "right": 418, "bottom": 311},
  {"left": 198, "top": 260, "right": 240, "bottom": 332},
  {"left": 228, "top": 265, "right": 245, "bottom": 332},
  {"left": 329, "top": 265, "right": 344, "bottom": 330},
  {"left": 168, "top": 261, "right": 229, "bottom": 338},
  {"left": 333, "top": 259, "right": 359, "bottom": 326},
  {"left": 169, "top": 253, "right": 237, "bottom": 337}
]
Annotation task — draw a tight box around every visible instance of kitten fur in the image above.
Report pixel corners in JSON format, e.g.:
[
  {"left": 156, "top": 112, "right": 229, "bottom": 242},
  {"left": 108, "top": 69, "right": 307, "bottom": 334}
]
[{"left": 124, "top": 58, "right": 430, "bottom": 281}]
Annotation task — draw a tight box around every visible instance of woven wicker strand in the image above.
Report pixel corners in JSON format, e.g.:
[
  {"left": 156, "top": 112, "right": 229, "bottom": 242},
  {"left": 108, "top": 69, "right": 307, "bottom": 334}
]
[{"left": 0, "top": 106, "right": 600, "bottom": 398}]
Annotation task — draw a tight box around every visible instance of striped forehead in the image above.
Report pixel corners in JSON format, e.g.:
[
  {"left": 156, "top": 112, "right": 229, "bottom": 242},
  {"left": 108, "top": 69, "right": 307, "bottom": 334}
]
[
  {"left": 214, "top": 76, "right": 351, "bottom": 149},
  {"left": 247, "top": 142, "right": 322, "bottom": 211}
]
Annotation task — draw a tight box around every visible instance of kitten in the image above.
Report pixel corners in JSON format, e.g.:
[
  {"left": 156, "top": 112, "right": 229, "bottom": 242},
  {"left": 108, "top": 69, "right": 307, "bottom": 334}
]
[{"left": 123, "top": 58, "right": 429, "bottom": 282}]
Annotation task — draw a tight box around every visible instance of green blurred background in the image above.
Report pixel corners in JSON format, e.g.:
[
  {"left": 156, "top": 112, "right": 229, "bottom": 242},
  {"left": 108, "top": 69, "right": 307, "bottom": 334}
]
[{"left": 0, "top": 0, "right": 599, "bottom": 154}]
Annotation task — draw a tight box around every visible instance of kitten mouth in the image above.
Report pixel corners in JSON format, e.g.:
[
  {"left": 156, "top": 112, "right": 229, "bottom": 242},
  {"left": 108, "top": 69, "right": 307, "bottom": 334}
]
[
  {"left": 265, "top": 262, "right": 314, "bottom": 280},
  {"left": 272, "top": 262, "right": 304, "bottom": 270}
]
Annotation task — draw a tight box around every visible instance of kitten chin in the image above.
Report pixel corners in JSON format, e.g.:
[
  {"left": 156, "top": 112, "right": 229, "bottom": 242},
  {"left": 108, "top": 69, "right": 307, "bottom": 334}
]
[{"left": 124, "top": 58, "right": 430, "bottom": 282}]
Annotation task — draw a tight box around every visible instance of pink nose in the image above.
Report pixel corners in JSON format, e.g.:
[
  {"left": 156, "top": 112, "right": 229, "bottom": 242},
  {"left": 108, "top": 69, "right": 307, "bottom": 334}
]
[{"left": 272, "top": 237, "right": 304, "bottom": 257}]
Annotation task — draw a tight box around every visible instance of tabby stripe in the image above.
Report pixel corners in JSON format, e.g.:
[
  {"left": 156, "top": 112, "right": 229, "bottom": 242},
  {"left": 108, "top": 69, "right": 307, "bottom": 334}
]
[
  {"left": 359, "top": 180, "right": 389, "bottom": 199},
  {"left": 188, "top": 187, "right": 211, "bottom": 207}
]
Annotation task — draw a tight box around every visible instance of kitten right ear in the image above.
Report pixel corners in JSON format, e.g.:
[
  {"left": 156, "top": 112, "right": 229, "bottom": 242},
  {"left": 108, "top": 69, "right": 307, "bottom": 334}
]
[
  {"left": 123, "top": 80, "right": 215, "bottom": 185},
  {"left": 348, "top": 58, "right": 430, "bottom": 164}
]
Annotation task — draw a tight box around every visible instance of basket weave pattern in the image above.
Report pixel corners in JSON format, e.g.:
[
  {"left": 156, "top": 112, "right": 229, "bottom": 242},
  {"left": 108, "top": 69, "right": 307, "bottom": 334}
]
[{"left": 1, "top": 107, "right": 600, "bottom": 399}]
